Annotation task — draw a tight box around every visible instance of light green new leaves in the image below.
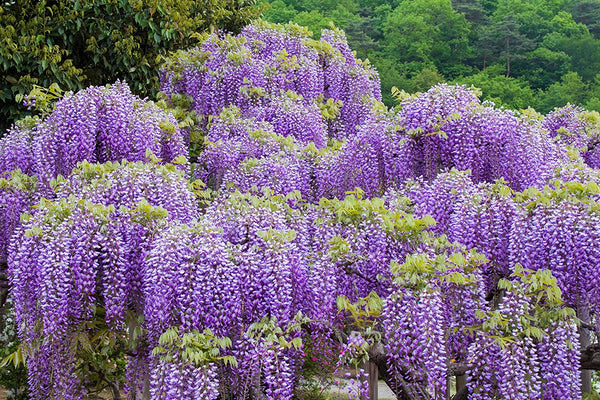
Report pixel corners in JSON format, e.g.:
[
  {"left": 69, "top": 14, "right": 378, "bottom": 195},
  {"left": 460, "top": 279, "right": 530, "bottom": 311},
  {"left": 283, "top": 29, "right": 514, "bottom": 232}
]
[
  {"left": 246, "top": 311, "right": 310, "bottom": 352},
  {"left": 153, "top": 327, "right": 237, "bottom": 368},
  {"left": 336, "top": 291, "right": 383, "bottom": 331},
  {"left": 471, "top": 265, "right": 576, "bottom": 348}
]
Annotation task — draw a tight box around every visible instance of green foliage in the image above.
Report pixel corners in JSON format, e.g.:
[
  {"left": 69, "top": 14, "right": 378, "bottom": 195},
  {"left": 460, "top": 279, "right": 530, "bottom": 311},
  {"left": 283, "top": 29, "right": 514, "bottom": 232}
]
[
  {"left": 0, "top": 299, "right": 27, "bottom": 399},
  {"left": 569, "top": 0, "right": 600, "bottom": 38},
  {"left": 294, "top": 335, "right": 338, "bottom": 399},
  {"left": 0, "top": 169, "right": 38, "bottom": 194},
  {"left": 390, "top": 248, "right": 487, "bottom": 292},
  {"left": 262, "top": 0, "right": 297, "bottom": 25},
  {"left": 511, "top": 47, "right": 571, "bottom": 90},
  {"left": 319, "top": 189, "right": 435, "bottom": 239},
  {"left": 293, "top": 10, "right": 334, "bottom": 37},
  {"left": 71, "top": 307, "right": 131, "bottom": 398},
  {"left": 336, "top": 291, "right": 383, "bottom": 330},
  {"left": 536, "top": 71, "right": 589, "bottom": 113},
  {"left": 16, "top": 82, "right": 64, "bottom": 117},
  {"left": 316, "top": 95, "right": 343, "bottom": 120},
  {"left": 457, "top": 70, "right": 536, "bottom": 110},
  {"left": 0, "top": 0, "right": 261, "bottom": 134},
  {"left": 245, "top": 312, "right": 310, "bottom": 352},
  {"left": 0, "top": 341, "right": 28, "bottom": 400},
  {"left": 382, "top": 0, "right": 473, "bottom": 77},
  {"left": 152, "top": 326, "right": 237, "bottom": 367},
  {"left": 516, "top": 178, "right": 600, "bottom": 207},
  {"left": 470, "top": 265, "right": 577, "bottom": 347},
  {"left": 583, "top": 390, "right": 600, "bottom": 400},
  {"left": 407, "top": 67, "right": 447, "bottom": 93}
]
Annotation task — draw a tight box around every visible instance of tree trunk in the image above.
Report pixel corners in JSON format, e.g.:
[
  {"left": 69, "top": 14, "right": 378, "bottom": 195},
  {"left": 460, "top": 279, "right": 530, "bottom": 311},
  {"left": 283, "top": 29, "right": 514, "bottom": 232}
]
[
  {"left": 361, "top": 360, "right": 379, "bottom": 400},
  {"left": 581, "top": 344, "right": 600, "bottom": 370},
  {"left": 110, "top": 381, "right": 122, "bottom": 400},
  {"left": 368, "top": 342, "right": 431, "bottom": 400},
  {"left": 0, "top": 260, "right": 8, "bottom": 310},
  {"left": 455, "top": 374, "right": 467, "bottom": 396},
  {"left": 452, "top": 385, "right": 469, "bottom": 400},
  {"left": 505, "top": 37, "right": 511, "bottom": 78}
]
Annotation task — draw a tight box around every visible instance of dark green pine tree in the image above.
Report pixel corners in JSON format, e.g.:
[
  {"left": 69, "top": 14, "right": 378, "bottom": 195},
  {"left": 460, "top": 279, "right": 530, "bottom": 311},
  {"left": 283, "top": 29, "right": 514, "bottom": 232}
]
[
  {"left": 569, "top": 0, "right": 600, "bottom": 38},
  {"left": 452, "top": 0, "right": 489, "bottom": 25},
  {"left": 477, "top": 14, "right": 534, "bottom": 77},
  {"left": 344, "top": 16, "right": 382, "bottom": 59}
]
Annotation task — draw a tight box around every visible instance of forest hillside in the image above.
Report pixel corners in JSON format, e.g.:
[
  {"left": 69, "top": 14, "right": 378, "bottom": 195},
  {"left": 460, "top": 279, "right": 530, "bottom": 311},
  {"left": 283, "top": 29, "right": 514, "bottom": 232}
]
[{"left": 260, "top": 0, "right": 600, "bottom": 111}]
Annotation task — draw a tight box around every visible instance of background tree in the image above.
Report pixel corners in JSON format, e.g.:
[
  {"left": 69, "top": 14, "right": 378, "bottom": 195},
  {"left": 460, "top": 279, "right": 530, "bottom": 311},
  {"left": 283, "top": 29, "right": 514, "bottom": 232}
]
[
  {"left": 537, "top": 72, "right": 589, "bottom": 113},
  {"left": 569, "top": 0, "right": 600, "bottom": 38},
  {"left": 477, "top": 13, "right": 534, "bottom": 77},
  {"left": 382, "top": 0, "right": 473, "bottom": 78},
  {"left": 0, "top": 0, "right": 261, "bottom": 134},
  {"left": 455, "top": 69, "right": 536, "bottom": 109}
]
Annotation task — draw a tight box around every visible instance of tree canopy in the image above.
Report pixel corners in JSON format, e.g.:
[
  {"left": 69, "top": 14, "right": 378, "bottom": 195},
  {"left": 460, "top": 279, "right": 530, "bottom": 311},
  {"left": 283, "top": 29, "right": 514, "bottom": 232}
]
[{"left": 259, "top": 0, "right": 600, "bottom": 111}]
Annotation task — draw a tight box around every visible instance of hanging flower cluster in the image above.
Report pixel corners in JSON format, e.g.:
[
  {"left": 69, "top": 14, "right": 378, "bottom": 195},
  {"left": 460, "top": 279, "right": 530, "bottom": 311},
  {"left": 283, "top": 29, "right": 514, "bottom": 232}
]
[
  {"left": 0, "top": 82, "right": 187, "bottom": 191},
  {"left": 10, "top": 199, "right": 128, "bottom": 400},
  {"left": 8, "top": 159, "right": 198, "bottom": 400},
  {"left": 383, "top": 245, "right": 487, "bottom": 400},
  {"left": 403, "top": 170, "right": 518, "bottom": 294},
  {"left": 161, "top": 21, "right": 389, "bottom": 199},
  {"left": 0, "top": 170, "right": 39, "bottom": 263},
  {"left": 0, "top": 81, "right": 190, "bottom": 295},
  {"left": 161, "top": 21, "right": 381, "bottom": 137},
  {"left": 509, "top": 180, "right": 600, "bottom": 316},
  {"left": 467, "top": 268, "right": 580, "bottom": 400},
  {"left": 144, "top": 191, "right": 310, "bottom": 399},
  {"left": 542, "top": 104, "right": 600, "bottom": 169},
  {"left": 398, "top": 85, "right": 567, "bottom": 190}
]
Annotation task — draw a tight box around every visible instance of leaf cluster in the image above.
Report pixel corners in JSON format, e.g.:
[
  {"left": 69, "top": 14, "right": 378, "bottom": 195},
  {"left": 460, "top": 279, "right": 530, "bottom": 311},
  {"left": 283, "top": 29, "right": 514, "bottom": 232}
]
[
  {"left": 391, "top": 248, "right": 486, "bottom": 292},
  {"left": 320, "top": 189, "right": 436, "bottom": 239},
  {"left": 71, "top": 307, "right": 130, "bottom": 397},
  {"left": 336, "top": 291, "right": 383, "bottom": 330},
  {"left": 470, "top": 265, "right": 576, "bottom": 347},
  {"left": 152, "top": 326, "right": 237, "bottom": 368},
  {"left": 245, "top": 311, "right": 310, "bottom": 352}
]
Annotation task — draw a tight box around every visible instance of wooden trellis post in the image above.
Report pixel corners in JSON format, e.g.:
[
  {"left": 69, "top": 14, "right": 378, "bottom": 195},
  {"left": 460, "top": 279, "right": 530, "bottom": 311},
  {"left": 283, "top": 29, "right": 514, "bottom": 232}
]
[{"left": 361, "top": 360, "right": 379, "bottom": 400}]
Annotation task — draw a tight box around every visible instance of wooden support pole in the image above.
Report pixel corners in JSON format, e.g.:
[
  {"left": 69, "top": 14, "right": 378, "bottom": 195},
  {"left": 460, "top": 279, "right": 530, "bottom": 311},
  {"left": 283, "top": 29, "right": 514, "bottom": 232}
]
[
  {"left": 456, "top": 374, "right": 467, "bottom": 395},
  {"left": 361, "top": 360, "right": 379, "bottom": 400}
]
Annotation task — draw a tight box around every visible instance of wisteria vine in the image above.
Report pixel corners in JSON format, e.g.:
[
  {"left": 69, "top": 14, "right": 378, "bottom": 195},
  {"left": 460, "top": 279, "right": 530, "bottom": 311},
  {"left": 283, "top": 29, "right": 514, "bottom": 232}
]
[{"left": 1, "top": 20, "right": 599, "bottom": 400}]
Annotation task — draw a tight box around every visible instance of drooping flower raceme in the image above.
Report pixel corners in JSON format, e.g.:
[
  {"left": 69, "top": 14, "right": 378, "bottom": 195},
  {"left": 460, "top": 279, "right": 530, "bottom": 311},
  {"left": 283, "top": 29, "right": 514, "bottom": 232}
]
[
  {"left": 398, "top": 85, "right": 567, "bottom": 190},
  {"left": 467, "top": 269, "right": 581, "bottom": 400},
  {"left": 10, "top": 199, "right": 128, "bottom": 400},
  {"left": 144, "top": 191, "right": 311, "bottom": 399},
  {"left": 0, "top": 82, "right": 187, "bottom": 192},
  {"left": 160, "top": 21, "right": 382, "bottom": 143},
  {"left": 9, "top": 160, "right": 199, "bottom": 400},
  {"left": 509, "top": 181, "right": 600, "bottom": 316},
  {"left": 0, "top": 170, "right": 39, "bottom": 263},
  {"left": 543, "top": 104, "right": 600, "bottom": 168}
]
